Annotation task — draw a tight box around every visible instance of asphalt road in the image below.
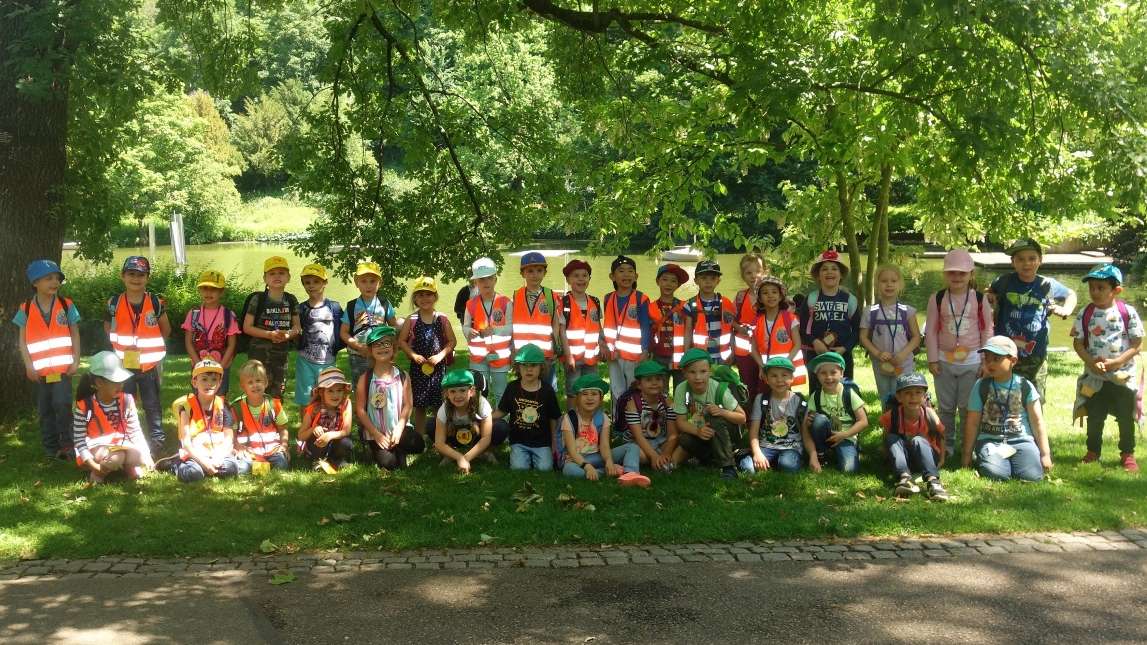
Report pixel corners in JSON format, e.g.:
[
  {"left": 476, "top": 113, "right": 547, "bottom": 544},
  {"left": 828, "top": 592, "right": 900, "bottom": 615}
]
[{"left": 4, "top": 551, "right": 1146, "bottom": 644}]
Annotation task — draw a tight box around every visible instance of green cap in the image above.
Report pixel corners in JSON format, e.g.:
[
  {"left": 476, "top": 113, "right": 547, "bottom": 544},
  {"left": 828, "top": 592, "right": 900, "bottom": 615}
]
[
  {"left": 364, "top": 325, "right": 397, "bottom": 345},
  {"left": 514, "top": 343, "right": 546, "bottom": 364},
  {"left": 763, "top": 356, "right": 796, "bottom": 373},
  {"left": 808, "top": 351, "right": 846, "bottom": 373},
  {"left": 679, "top": 348, "right": 711, "bottom": 369},
  {"left": 441, "top": 369, "right": 476, "bottom": 389},
  {"left": 572, "top": 374, "right": 610, "bottom": 395},
  {"left": 633, "top": 360, "right": 668, "bottom": 379}
]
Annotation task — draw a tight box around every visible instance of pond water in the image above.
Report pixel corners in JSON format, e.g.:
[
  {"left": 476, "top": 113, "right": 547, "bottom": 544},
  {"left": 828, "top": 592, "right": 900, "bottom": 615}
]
[{"left": 65, "top": 242, "right": 1127, "bottom": 350}]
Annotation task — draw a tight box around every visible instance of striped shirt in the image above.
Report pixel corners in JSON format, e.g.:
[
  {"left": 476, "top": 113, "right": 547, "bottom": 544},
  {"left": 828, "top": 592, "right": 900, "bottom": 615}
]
[{"left": 72, "top": 393, "right": 148, "bottom": 463}]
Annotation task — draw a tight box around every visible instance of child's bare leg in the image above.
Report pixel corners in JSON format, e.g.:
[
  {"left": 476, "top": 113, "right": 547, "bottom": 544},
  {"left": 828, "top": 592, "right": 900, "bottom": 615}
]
[{"left": 121, "top": 446, "right": 144, "bottom": 478}]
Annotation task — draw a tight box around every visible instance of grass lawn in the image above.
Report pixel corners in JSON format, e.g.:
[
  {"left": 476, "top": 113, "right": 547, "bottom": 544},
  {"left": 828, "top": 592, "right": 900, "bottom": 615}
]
[{"left": 1, "top": 350, "right": 1144, "bottom": 561}]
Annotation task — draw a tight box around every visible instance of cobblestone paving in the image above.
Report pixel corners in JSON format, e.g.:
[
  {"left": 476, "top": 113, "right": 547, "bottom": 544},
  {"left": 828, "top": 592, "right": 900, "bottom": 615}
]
[{"left": 3, "top": 529, "right": 1145, "bottom": 582}]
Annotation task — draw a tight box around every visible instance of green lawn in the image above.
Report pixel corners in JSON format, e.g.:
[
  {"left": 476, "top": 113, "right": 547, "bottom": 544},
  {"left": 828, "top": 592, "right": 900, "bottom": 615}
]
[
  {"left": 222, "top": 194, "right": 318, "bottom": 241},
  {"left": 1, "top": 351, "right": 1144, "bottom": 561}
]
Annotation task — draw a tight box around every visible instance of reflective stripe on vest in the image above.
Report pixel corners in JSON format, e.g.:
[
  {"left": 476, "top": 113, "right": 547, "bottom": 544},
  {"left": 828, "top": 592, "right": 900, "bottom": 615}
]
[
  {"left": 24, "top": 296, "right": 74, "bottom": 376},
  {"left": 511, "top": 287, "right": 555, "bottom": 357},
  {"left": 109, "top": 293, "right": 166, "bottom": 370},
  {"left": 603, "top": 291, "right": 647, "bottom": 361},
  {"left": 466, "top": 294, "right": 512, "bottom": 368},
  {"left": 732, "top": 289, "right": 758, "bottom": 357},
  {"left": 753, "top": 310, "right": 807, "bottom": 386},
  {"left": 565, "top": 295, "right": 602, "bottom": 366},
  {"left": 236, "top": 398, "right": 284, "bottom": 458},
  {"left": 687, "top": 296, "right": 734, "bottom": 361}
]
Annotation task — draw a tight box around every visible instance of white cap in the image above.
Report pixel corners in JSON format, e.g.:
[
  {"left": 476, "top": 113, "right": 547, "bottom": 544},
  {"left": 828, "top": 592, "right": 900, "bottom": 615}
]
[
  {"left": 470, "top": 257, "right": 498, "bottom": 280},
  {"left": 89, "top": 351, "right": 133, "bottom": 382}
]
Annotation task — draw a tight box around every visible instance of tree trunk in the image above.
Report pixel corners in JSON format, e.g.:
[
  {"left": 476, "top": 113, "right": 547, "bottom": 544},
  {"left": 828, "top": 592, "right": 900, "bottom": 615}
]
[
  {"left": 863, "top": 162, "right": 893, "bottom": 304},
  {"left": 0, "top": 3, "right": 70, "bottom": 417},
  {"left": 836, "top": 170, "right": 864, "bottom": 304}
]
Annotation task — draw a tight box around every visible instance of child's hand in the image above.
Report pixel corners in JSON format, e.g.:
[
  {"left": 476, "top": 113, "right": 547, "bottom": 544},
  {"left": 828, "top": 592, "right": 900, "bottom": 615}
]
[
  {"left": 566, "top": 356, "right": 577, "bottom": 370},
  {"left": 66, "top": 363, "right": 78, "bottom": 376},
  {"left": 456, "top": 456, "right": 471, "bottom": 474},
  {"left": 704, "top": 403, "right": 722, "bottom": 417},
  {"left": 584, "top": 463, "right": 599, "bottom": 481},
  {"left": 813, "top": 339, "right": 828, "bottom": 354},
  {"left": 826, "top": 432, "right": 847, "bottom": 447},
  {"left": 606, "top": 463, "right": 624, "bottom": 477},
  {"left": 808, "top": 455, "right": 822, "bottom": 473},
  {"left": 961, "top": 453, "right": 973, "bottom": 469},
  {"left": 1041, "top": 453, "right": 1054, "bottom": 471},
  {"left": 412, "top": 354, "right": 426, "bottom": 365},
  {"left": 479, "top": 327, "right": 494, "bottom": 338},
  {"left": 753, "top": 454, "right": 770, "bottom": 471},
  {"left": 203, "top": 463, "right": 218, "bottom": 476},
  {"left": 652, "top": 453, "right": 670, "bottom": 470},
  {"left": 928, "top": 362, "right": 942, "bottom": 376},
  {"left": 1051, "top": 305, "right": 1072, "bottom": 319},
  {"left": 698, "top": 425, "right": 715, "bottom": 440},
  {"left": 1093, "top": 359, "right": 1107, "bottom": 373},
  {"left": 879, "top": 351, "right": 893, "bottom": 363}
]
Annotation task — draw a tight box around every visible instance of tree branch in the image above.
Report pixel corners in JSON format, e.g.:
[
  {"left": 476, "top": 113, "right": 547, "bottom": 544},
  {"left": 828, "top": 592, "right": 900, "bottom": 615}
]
[{"left": 520, "top": 0, "right": 725, "bottom": 35}]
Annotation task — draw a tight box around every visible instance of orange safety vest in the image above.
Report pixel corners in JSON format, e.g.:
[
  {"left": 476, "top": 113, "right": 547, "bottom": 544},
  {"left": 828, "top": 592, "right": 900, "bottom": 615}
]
[
  {"left": 511, "top": 287, "right": 557, "bottom": 358},
  {"left": 298, "top": 399, "right": 352, "bottom": 451},
  {"left": 753, "top": 310, "right": 808, "bottom": 386},
  {"left": 603, "top": 290, "right": 650, "bottom": 362},
  {"left": 74, "top": 393, "right": 129, "bottom": 465},
  {"left": 732, "top": 288, "right": 759, "bottom": 357},
  {"left": 172, "top": 394, "right": 230, "bottom": 462},
  {"left": 651, "top": 298, "right": 682, "bottom": 360},
  {"left": 674, "top": 295, "right": 735, "bottom": 364},
  {"left": 235, "top": 397, "right": 284, "bottom": 458},
  {"left": 22, "top": 296, "right": 74, "bottom": 377},
  {"left": 108, "top": 292, "right": 166, "bottom": 371},
  {"left": 564, "top": 294, "right": 602, "bottom": 366},
  {"left": 466, "top": 294, "right": 512, "bottom": 369}
]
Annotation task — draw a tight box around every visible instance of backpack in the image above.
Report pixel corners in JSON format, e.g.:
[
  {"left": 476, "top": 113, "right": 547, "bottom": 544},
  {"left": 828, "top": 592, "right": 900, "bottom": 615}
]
[
  {"left": 710, "top": 364, "right": 750, "bottom": 408},
  {"left": 880, "top": 392, "right": 943, "bottom": 448},
  {"left": 812, "top": 379, "right": 863, "bottom": 425},
  {"left": 23, "top": 295, "right": 73, "bottom": 320},
  {"left": 867, "top": 302, "right": 921, "bottom": 355},
  {"left": 992, "top": 274, "right": 1053, "bottom": 335},
  {"left": 803, "top": 289, "right": 859, "bottom": 337},
  {"left": 1080, "top": 300, "right": 1131, "bottom": 339},
  {"left": 345, "top": 296, "right": 394, "bottom": 338}
]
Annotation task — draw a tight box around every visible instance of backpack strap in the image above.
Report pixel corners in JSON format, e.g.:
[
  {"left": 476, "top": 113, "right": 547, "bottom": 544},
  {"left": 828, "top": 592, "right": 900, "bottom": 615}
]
[
  {"left": 715, "top": 382, "right": 729, "bottom": 409},
  {"left": 1117, "top": 300, "right": 1132, "bottom": 335},
  {"left": 804, "top": 290, "right": 819, "bottom": 336},
  {"left": 1081, "top": 303, "right": 1097, "bottom": 334}
]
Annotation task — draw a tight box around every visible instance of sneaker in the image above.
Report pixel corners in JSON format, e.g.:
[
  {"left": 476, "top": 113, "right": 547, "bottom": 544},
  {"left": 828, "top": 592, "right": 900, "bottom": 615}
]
[
  {"left": 720, "top": 466, "right": 738, "bottom": 480},
  {"left": 153, "top": 454, "right": 180, "bottom": 474},
  {"left": 1082, "top": 451, "right": 1100, "bottom": 464},
  {"left": 895, "top": 474, "right": 920, "bottom": 498},
  {"left": 926, "top": 479, "right": 950, "bottom": 502},
  {"left": 618, "top": 471, "right": 651, "bottom": 488},
  {"left": 1121, "top": 452, "right": 1139, "bottom": 473}
]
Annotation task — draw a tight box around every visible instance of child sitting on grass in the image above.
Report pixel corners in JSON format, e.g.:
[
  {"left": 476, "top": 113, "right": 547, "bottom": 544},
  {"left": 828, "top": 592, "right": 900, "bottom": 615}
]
[
  {"left": 157, "top": 359, "right": 240, "bottom": 483},
  {"left": 494, "top": 344, "right": 562, "bottom": 472},
  {"left": 741, "top": 357, "right": 811, "bottom": 475},
  {"left": 617, "top": 360, "right": 678, "bottom": 472},
  {"left": 434, "top": 369, "right": 507, "bottom": 474},
  {"left": 879, "top": 373, "right": 949, "bottom": 501},
  {"left": 232, "top": 360, "right": 290, "bottom": 474},
  {"left": 299, "top": 367, "right": 356, "bottom": 473},
  {"left": 672, "top": 348, "right": 748, "bottom": 479},
  {"left": 355, "top": 326, "right": 426, "bottom": 471},
  {"left": 560, "top": 375, "right": 650, "bottom": 486},
  {"left": 803, "top": 352, "right": 868, "bottom": 474},
  {"left": 73, "top": 351, "right": 153, "bottom": 484}
]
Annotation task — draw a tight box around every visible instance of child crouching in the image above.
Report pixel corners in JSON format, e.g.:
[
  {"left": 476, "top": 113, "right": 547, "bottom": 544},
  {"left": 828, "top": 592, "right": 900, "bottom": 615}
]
[{"left": 880, "top": 373, "right": 949, "bottom": 500}]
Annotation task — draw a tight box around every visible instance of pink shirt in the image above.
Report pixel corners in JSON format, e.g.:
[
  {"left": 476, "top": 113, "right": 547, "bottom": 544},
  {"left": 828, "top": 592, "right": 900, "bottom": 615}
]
[
  {"left": 181, "top": 306, "right": 241, "bottom": 361},
  {"left": 924, "top": 289, "right": 993, "bottom": 365}
]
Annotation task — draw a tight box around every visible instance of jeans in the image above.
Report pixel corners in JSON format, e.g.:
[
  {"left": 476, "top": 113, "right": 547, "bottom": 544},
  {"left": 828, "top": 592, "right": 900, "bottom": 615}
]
[
  {"left": 123, "top": 366, "right": 164, "bottom": 451},
  {"left": 871, "top": 367, "right": 898, "bottom": 402},
  {"left": 934, "top": 361, "right": 979, "bottom": 455},
  {"left": 363, "top": 428, "right": 426, "bottom": 470},
  {"left": 738, "top": 447, "right": 802, "bottom": 474},
  {"left": 808, "top": 413, "right": 860, "bottom": 473},
  {"left": 975, "top": 436, "right": 1044, "bottom": 481},
  {"left": 175, "top": 457, "right": 241, "bottom": 483},
  {"left": 36, "top": 375, "right": 73, "bottom": 455},
  {"left": 1085, "top": 381, "right": 1136, "bottom": 455},
  {"left": 470, "top": 362, "right": 508, "bottom": 408},
  {"left": 885, "top": 433, "right": 940, "bottom": 479},
  {"left": 561, "top": 443, "right": 641, "bottom": 477},
  {"left": 510, "top": 444, "right": 554, "bottom": 471},
  {"left": 248, "top": 339, "right": 289, "bottom": 399},
  {"left": 236, "top": 452, "right": 290, "bottom": 474},
  {"left": 1013, "top": 354, "right": 1047, "bottom": 400},
  {"left": 608, "top": 358, "right": 639, "bottom": 402}
]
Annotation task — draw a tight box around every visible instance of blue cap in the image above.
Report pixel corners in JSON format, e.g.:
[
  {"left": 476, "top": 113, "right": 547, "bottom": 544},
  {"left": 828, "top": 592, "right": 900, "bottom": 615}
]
[
  {"left": 895, "top": 372, "right": 929, "bottom": 392},
  {"left": 520, "top": 252, "right": 547, "bottom": 269},
  {"left": 121, "top": 255, "right": 151, "bottom": 275},
  {"left": 26, "top": 260, "right": 65, "bottom": 285},
  {"left": 1082, "top": 263, "right": 1122, "bottom": 286}
]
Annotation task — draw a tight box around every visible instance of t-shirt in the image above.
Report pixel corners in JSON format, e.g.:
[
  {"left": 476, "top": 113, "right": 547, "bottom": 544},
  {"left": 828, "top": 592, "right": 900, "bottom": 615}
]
[
  {"left": 498, "top": 380, "right": 561, "bottom": 448},
  {"left": 878, "top": 405, "right": 944, "bottom": 453},
  {"left": 621, "top": 395, "right": 677, "bottom": 443},
  {"left": 181, "top": 306, "right": 240, "bottom": 360},
  {"left": 683, "top": 296, "right": 725, "bottom": 360},
  {"left": 860, "top": 302, "right": 916, "bottom": 373},
  {"left": 1071, "top": 302, "right": 1144, "bottom": 391},
  {"left": 808, "top": 386, "right": 865, "bottom": 444},
  {"left": 989, "top": 273, "right": 1071, "bottom": 359},
  {"left": 565, "top": 410, "right": 606, "bottom": 456},
  {"left": 803, "top": 289, "right": 859, "bottom": 351},
  {"left": 11, "top": 296, "right": 82, "bottom": 328},
  {"left": 364, "top": 366, "right": 406, "bottom": 437},
  {"left": 749, "top": 392, "right": 805, "bottom": 451},
  {"left": 436, "top": 397, "right": 493, "bottom": 448},
  {"left": 298, "top": 299, "right": 342, "bottom": 365},
  {"left": 672, "top": 380, "right": 740, "bottom": 430},
  {"left": 925, "top": 289, "right": 994, "bottom": 366},
  {"left": 244, "top": 291, "right": 298, "bottom": 332},
  {"left": 968, "top": 376, "right": 1039, "bottom": 440},
  {"left": 343, "top": 296, "right": 396, "bottom": 340}
]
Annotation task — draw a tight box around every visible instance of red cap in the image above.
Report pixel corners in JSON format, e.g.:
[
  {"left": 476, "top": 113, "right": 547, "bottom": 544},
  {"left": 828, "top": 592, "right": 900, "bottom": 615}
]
[
  {"left": 656, "top": 263, "right": 689, "bottom": 284},
  {"left": 562, "top": 259, "right": 592, "bottom": 277}
]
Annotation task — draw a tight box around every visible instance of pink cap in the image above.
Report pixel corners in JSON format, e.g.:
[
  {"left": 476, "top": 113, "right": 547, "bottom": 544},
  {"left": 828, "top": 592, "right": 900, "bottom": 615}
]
[{"left": 943, "top": 249, "right": 974, "bottom": 273}]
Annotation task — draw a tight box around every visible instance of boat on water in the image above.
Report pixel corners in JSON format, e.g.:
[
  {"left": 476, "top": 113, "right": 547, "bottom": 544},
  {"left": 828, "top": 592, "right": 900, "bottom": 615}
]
[{"left": 660, "top": 245, "right": 703, "bottom": 262}]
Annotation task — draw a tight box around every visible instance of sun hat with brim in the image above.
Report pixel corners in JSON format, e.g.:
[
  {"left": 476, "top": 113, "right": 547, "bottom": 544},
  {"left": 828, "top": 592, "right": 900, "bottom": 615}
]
[
  {"left": 633, "top": 360, "right": 669, "bottom": 379},
  {"left": 441, "top": 369, "right": 476, "bottom": 390},
  {"left": 89, "top": 351, "right": 133, "bottom": 383},
  {"left": 679, "top": 348, "right": 712, "bottom": 370},
  {"left": 196, "top": 270, "right": 225, "bottom": 290},
  {"left": 808, "top": 351, "right": 846, "bottom": 373},
  {"left": 979, "top": 336, "right": 1018, "bottom": 358},
  {"left": 656, "top": 263, "right": 688, "bottom": 284},
  {"left": 316, "top": 367, "right": 350, "bottom": 389},
  {"left": 192, "top": 359, "right": 224, "bottom": 378},
  {"left": 810, "top": 249, "right": 848, "bottom": 279},
  {"left": 262, "top": 256, "right": 289, "bottom": 273},
  {"left": 26, "top": 260, "right": 65, "bottom": 285},
  {"left": 300, "top": 263, "right": 328, "bottom": 281},
  {"left": 763, "top": 356, "right": 796, "bottom": 373},
  {"left": 411, "top": 276, "right": 438, "bottom": 294},
  {"left": 519, "top": 252, "right": 547, "bottom": 270},
  {"left": 572, "top": 374, "right": 610, "bottom": 395},
  {"left": 562, "top": 259, "right": 592, "bottom": 277},
  {"left": 355, "top": 261, "right": 382, "bottom": 278},
  {"left": 942, "top": 249, "right": 975, "bottom": 273},
  {"left": 1082, "top": 263, "right": 1123, "bottom": 286},
  {"left": 364, "top": 325, "right": 397, "bottom": 345},
  {"left": 895, "top": 372, "right": 929, "bottom": 392},
  {"left": 1005, "top": 238, "right": 1042, "bottom": 257},
  {"left": 514, "top": 344, "right": 546, "bottom": 365},
  {"left": 122, "top": 256, "right": 152, "bottom": 275},
  {"left": 471, "top": 257, "right": 498, "bottom": 280}
]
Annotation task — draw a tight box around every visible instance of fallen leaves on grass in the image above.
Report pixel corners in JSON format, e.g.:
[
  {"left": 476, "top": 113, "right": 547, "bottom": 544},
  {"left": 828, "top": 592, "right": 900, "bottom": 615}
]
[
  {"left": 558, "top": 490, "right": 596, "bottom": 512},
  {"left": 512, "top": 482, "right": 544, "bottom": 512},
  {"left": 331, "top": 512, "right": 355, "bottom": 522},
  {"left": 259, "top": 539, "right": 278, "bottom": 554},
  {"left": 479, "top": 533, "right": 497, "bottom": 546}
]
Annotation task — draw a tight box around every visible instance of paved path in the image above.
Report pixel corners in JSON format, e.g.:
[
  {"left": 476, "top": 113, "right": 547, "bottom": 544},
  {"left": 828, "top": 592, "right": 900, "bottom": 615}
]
[{"left": 3, "top": 530, "right": 1147, "bottom": 643}]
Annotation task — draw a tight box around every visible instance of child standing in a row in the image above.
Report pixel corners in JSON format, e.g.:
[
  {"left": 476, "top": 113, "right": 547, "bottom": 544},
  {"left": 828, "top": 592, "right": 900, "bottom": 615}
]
[
  {"left": 296, "top": 263, "right": 343, "bottom": 406},
  {"left": 242, "top": 256, "right": 300, "bottom": 401},
  {"left": 464, "top": 257, "right": 513, "bottom": 406},
  {"left": 398, "top": 277, "right": 455, "bottom": 436},
  {"left": 800, "top": 250, "right": 860, "bottom": 394},
  {"left": 182, "top": 270, "right": 240, "bottom": 397}
]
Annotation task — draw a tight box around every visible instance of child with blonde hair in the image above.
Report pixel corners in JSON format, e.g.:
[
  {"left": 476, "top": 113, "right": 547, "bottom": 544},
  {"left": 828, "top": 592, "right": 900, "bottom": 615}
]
[{"left": 859, "top": 264, "right": 921, "bottom": 399}]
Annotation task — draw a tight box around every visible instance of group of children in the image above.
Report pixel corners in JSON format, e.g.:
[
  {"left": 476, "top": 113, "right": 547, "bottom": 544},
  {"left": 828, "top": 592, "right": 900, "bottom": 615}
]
[{"left": 14, "top": 237, "right": 1142, "bottom": 496}]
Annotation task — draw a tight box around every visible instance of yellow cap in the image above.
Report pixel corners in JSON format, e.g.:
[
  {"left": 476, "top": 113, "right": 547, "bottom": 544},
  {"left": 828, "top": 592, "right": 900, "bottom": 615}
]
[
  {"left": 411, "top": 276, "right": 438, "bottom": 295},
  {"left": 192, "top": 359, "right": 224, "bottom": 378},
  {"left": 355, "top": 261, "right": 382, "bottom": 278},
  {"left": 300, "top": 263, "right": 328, "bottom": 281},
  {"left": 263, "top": 256, "right": 290, "bottom": 273},
  {"left": 196, "top": 270, "right": 225, "bottom": 290}
]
